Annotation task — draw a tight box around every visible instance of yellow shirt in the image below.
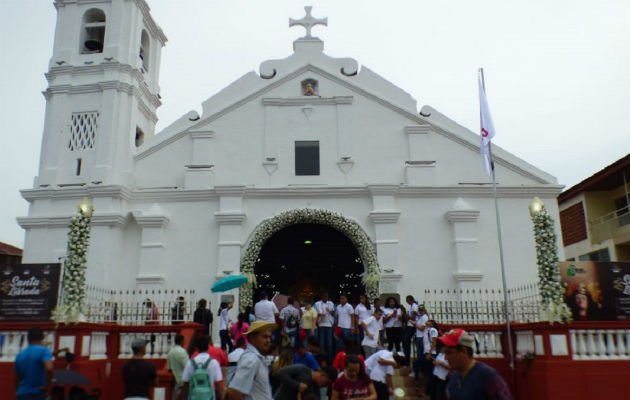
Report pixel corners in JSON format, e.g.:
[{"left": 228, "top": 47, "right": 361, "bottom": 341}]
[{"left": 302, "top": 307, "right": 318, "bottom": 330}]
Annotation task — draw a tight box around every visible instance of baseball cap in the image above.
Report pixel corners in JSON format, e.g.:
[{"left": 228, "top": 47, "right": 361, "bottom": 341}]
[
  {"left": 131, "top": 338, "right": 148, "bottom": 351},
  {"left": 437, "top": 328, "right": 475, "bottom": 348}
]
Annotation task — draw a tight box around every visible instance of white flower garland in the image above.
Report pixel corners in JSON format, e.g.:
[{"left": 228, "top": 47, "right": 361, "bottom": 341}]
[
  {"left": 52, "top": 210, "right": 92, "bottom": 324},
  {"left": 531, "top": 210, "right": 572, "bottom": 323},
  {"left": 239, "top": 208, "right": 381, "bottom": 310}
]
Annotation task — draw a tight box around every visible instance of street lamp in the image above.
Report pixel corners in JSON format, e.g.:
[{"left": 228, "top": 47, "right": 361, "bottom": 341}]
[{"left": 528, "top": 196, "right": 545, "bottom": 217}]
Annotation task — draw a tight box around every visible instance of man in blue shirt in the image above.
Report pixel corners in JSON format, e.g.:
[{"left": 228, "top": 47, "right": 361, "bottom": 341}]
[
  {"left": 293, "top": 342, "right": 320, "bottom": 370},
  {"left": 14, "top": 327, "right": 54, "bottom": 400},
  {"left": 438, "top": 328, "right": 512, "bottom": 400}
]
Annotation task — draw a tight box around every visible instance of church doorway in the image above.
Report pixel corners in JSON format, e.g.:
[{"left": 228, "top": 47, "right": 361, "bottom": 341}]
[{"left": 253, "top": 223, "right": 365, "bottom": 303}]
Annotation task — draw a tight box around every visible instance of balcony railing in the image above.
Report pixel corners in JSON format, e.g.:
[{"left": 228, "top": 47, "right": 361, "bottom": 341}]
[{"left": 589, "top": 205, "right": 630, "bottom": 244}]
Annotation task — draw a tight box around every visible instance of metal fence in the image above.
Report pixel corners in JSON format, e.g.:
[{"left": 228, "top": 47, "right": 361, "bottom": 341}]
[
  {"left": 420, "top": 282, "right": 542, "bottom": 324},
  {"left": 84, "top": 285, "right": 197, "bottom": 325}
]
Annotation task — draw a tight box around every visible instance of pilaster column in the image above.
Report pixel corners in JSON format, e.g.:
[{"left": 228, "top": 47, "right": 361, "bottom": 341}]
[
  {"left": 214, "top": 186, "right": 247, "bottom": 277},
  {"left": 133, "top": 204, "right": 169, "bottom": 289},
  {"left": 444, "top": 198, "right": 482, "bottom": 289},
  {"left": 367, "top": 184, "right": 401, "bottom": 293}
]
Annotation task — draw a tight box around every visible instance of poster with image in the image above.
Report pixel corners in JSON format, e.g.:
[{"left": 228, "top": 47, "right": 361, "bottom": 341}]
[
  {"left": 0, "top": 263, "right": 61, "bottom": 321},
  {"left": 558, "top": 261, "right": 630, "bottom": 321}
]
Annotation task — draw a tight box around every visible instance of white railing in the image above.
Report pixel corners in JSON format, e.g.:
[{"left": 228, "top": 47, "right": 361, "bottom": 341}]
[
  {"left": 469, "top": 331, "right": 504, "bottom": 358},
  {"left": 0, "top": 330, "right": 55, "bottom": 362},
  {"left": 84, "top": 286, "right": 197, "bottom": 325},
  {"left": 89, "top": 331, "right": 108, "bottom": 360},
  {"left": 118, "top": 331, "right": 177, "bottom": 359},
  {"left": 421, "top": 283, "right": 542, "bottom": 324},
  {"left": 588, "top": 205, "right": 630, "bottom": 244},
  {"left": 569, "top": 329, "right": 630, "bottom": 360}
]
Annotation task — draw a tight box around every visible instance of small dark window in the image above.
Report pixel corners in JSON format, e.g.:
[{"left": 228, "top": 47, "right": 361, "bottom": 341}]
[
  {"left": 135, "top": 127, "right": 145, "bottom": 147},
  {"left": 578, "top": 248, "right": 610, "bottom": 262},
  {"left": 295, "top": 141, "right": 319, "bottom": 176},
  {"left": 76, "top": 158, "right": 82, "bottom": 176}
]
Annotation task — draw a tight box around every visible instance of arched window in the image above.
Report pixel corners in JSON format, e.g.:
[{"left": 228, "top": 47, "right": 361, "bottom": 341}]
[
  {"left": 139, "top": 30, "right": 150, "bottom": 72},
  {"left": 80, "top": 8, "right": 106, "bottom": 54}
]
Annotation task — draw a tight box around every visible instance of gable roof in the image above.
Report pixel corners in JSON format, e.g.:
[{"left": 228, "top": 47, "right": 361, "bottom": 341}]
[
  {"left": 0, "top": 241, "right": 22, "bottom": 256},
  {"left": 558, "top": 154, "right": 630, "bottom": 204}
]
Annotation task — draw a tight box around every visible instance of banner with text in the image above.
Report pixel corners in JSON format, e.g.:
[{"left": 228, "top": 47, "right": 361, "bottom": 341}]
[
  {"left": 0, "top": 263, "right": 61, "bottom": 321},
  {"left": 559, "top": 261, "right": 630, "bottom": 321}
]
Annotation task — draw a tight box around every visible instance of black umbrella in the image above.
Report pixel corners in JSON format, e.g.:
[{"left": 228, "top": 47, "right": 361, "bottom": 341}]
[{"left": 52, "top": 369, "right": 91, "bottom": 385}]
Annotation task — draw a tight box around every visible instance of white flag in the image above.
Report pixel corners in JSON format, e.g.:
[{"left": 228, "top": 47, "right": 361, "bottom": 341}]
[{"left": 479, "top": 72, "right": 496, "bottom": 176}]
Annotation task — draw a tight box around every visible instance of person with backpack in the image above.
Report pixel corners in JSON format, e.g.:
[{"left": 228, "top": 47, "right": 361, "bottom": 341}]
[
  {"left": 279, "top": 296, "right": 301, "bottom": 348},
  {"left": 182, "top": 335, "right": 224, "bottom": 400}
]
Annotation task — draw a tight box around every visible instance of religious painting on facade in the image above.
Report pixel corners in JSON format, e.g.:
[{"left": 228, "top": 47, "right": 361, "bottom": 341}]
[
  {"left": 559, "top": 261, "right": 630, "bottom": 321},
  {"left": 0, "top": 263, "right": 61, "bottom": 321}
]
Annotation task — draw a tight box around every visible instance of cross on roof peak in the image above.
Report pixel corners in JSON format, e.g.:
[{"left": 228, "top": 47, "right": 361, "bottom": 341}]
[{"left": 289, "top": 6, "right": 328, "bottom": 38}]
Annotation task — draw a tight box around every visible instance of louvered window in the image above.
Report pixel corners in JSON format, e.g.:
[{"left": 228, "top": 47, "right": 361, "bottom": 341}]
[{"left": 68, "top": 112, "right": 99, "bottom": 151}]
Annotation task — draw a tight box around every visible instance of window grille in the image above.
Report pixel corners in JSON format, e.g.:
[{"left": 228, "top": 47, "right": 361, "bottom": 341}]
[{"left": 68, "top": 111, "right": 99, "bottom": 151}]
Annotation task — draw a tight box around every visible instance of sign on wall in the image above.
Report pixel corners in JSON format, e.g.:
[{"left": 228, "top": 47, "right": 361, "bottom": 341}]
[
  {"left": 559, "top": 261, "right": 630, "bottom": 321},
  {"left": 0, "top": 263, "right": 61, "bottom": 321}
]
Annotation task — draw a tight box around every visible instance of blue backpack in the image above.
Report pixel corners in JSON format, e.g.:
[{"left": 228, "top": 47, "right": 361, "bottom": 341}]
[{"left": 189, "top": 357, "right": 214, "bottom": 400}]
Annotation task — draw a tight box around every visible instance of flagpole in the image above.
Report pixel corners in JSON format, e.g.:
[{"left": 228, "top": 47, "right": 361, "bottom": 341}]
[{"left": 479, "top": 68, "right": 515, "bottom": 371}]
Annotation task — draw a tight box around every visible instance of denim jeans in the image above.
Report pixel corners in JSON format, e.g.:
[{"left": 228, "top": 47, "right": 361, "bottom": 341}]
[
  {"left": 402, "top": 326, "right": 416, "bottom": 359},
  {"left": 318, "top": 326, "right": 333, "bottom": 361}
]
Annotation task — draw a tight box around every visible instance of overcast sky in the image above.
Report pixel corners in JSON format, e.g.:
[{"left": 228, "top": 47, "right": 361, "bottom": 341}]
[{"left": 0, "top": 0, "right": 628, "bottom": 248}]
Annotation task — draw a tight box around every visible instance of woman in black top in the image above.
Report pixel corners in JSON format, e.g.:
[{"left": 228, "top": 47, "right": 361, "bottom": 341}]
[{"left": 193, "top": 298, "right": 213, "bottom": 336}]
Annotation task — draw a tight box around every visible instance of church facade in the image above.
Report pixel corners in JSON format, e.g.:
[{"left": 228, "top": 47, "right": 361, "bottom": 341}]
[{"left": 18, "top": 1, "right": 563, "bottom": 309}]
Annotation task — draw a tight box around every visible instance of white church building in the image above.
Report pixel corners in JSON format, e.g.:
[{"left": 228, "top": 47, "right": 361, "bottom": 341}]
[{"left": 18, "top": 1, "right": 562, "bottom": 309}]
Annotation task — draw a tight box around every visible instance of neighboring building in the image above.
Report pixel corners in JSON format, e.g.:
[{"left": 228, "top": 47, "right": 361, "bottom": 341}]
[
  {"left": 558, "top": 154, "right": 630, "bottom": 262},
  {"left": 0, "top": 241, "right": 23, "bottom": 266},
  {"left": 18, "top": 1, "right": 563, "bottom": 314}
]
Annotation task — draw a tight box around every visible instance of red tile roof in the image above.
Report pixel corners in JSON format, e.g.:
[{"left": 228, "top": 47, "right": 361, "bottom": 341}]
[{"left": 0, "top": 241, "right": 23, "bottom": 256}]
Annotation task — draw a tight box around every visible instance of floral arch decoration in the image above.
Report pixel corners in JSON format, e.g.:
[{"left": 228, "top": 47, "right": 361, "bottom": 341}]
[{"left": 239, "top": 208, "right": 381, "bottom": 310}]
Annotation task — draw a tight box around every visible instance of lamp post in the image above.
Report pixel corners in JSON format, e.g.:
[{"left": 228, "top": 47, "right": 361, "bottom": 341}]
[{"left": 529, "top": 197, "right": 571, "bottom": 322}]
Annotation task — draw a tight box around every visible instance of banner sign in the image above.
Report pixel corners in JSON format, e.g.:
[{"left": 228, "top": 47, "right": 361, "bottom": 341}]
[
  {"left": 0, "top": 263, "right": 61, "bottom": 321},
  {"left": 559, "top": 261, "right": 630, "bottom": 321}
]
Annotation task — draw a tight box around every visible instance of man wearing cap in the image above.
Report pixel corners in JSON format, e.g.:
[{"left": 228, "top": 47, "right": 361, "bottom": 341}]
[
  {"left": 122, "top": 338, "right": 157, "bottom": 400},
  {"left": 438, "top": 329, "right": 512, "bottom": 400},
  {"left": 226, "top": 320, "right": 277, "bottom": 400}
]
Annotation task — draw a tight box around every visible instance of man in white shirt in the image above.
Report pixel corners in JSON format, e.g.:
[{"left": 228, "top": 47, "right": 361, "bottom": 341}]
[
  {"left": 402, "top": 295, "right": 418, "bottom": 364},
  {"left": 314, "top": 292, "right": 335, "bottom": 362},
  {"left": 413, "top": 304, "right": 429, "bottom": 385},
  {"left": 279, "top": 296, "right": 301, "bottom": 348},
  {"left": 254, "top": 291, "right": 280, "bottom": 347},
  {"left": 364, "top": 348, "right": 402, "bottom": 400},
  {"left": 228, "top": 337, "right": 247, "bottom": 363},
  {"left": 360, "top": 308, "right": 384, "bottom": 358},
  {"left": 182, "top": 335, "right": 224, "bottom": 400}
]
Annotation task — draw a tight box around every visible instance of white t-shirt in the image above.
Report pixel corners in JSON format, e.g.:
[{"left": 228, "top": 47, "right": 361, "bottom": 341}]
[
  {"left": 354, "top": 303, "right": 373, "bottom": 324},
  {"left": 254, "top": 299, "right": 278, "bottom": 323},
  {"left": 220, "top": 307, "right": 230, "bottom": 330},
  {"left": 228, "top": 348, "right": 245, "bottom": 363},
  {"left": 406, "top": 302, "right": 418, "bottom": 327},
  {"left": 365, "top": 350, "right": 394, "bottom": 384},
  {"left": 279, "top": 304, "right": 300, "bottom": 333},
  {"left": 336, "top": 303, "right": 354, "bottom": 329},
  {"left": 423, "top": 327, "right": 438, "bottom": 354},
  {"left": 432, "top": 352, "right": 450, "bottom": 381},
  {"left": 361, "top": 315, "right": 382, "bottom": 348},
  {"left": 315, "top": 300, "right": 335, "bottom": 327},
  {"left": 182, "top": 353, "right": 223, "bottom": 386},
  {"left": 415, "top": 314, "right": 429, "bottom": 337},
  {"left": 383, "top": 307, "right": 402, "bottom": 328}
]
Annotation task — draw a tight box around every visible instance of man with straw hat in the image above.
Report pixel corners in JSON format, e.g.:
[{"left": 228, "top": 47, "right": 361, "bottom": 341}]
[{"left": 225, "top": 320, "right": 277, "bottom": 400}]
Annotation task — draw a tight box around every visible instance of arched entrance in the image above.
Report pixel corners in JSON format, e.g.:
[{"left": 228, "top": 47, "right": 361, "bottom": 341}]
[
  {"left": 254, "top": 223, "right": 364, "bottom": 302},
  {"left": 239, "top": 209, "right": 380, "bottom": 310}
]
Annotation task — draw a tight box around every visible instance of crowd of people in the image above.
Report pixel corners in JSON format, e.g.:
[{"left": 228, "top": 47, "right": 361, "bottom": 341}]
[{"left": 12, "top": 291, "right": 512, "bottom": 400}]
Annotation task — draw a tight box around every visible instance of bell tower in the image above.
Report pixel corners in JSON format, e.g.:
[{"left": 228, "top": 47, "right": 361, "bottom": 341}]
[{"left": 36, "top": 0, "right": 167, "bottom": 188}]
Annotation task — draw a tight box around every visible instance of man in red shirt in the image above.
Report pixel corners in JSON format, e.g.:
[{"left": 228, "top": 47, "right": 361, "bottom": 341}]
[{"left": 190, "top": 336, "right": 228, "bottom": 367}]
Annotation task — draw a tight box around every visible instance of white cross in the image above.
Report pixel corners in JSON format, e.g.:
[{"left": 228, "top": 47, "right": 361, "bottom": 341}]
[{"left": 289, "top": 6, "right": 328, "bottom": 38}]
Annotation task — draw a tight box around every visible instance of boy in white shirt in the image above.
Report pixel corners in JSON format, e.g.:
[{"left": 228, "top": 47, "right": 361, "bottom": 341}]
[
  {"left": 360, "top": 308, "right": 384, "bottom": 358},
  {"left": 182, "top": 336, "right": 224, "bottom": 400}
]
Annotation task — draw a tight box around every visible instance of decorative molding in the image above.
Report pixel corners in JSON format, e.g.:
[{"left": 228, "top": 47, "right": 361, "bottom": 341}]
[
  {"left": 140, "top": 242, "right": 165, "bottom": 249},
  {"left": 17, "top": 213, "right": 129, "bottom": 229},
  {"left": 337, "top": 159, "right": 354, "bottom": 174},
  {"left": 367, "top": 184, "right": 400, "bottom": 196},
  {"left": 262, "top": 96, "right": 353, "bottom": 106},
  {"left": 369, "top": 211, "right": 401, "bottom": 224},
  {"left": 133, "top": 214, "right": 169, "bottom": 228},
  {"left": 405, "top": 161, "right": 436, "bottom": 167},
  {"left": 452, "top": 271, "right": 484, "bottom": 282},
  {"left": 214, "top": 212, "right": 246, "bottom": 224},
  {"left": 404, "top": 126, "right": 431, "bottom": 135},
  {"left": 445, "top": 210, "right": 480, "bottom": 223},
  {"left": 217, "top": 241, "right": 242, "bottom": 247},
  {"left": 453, "top": 238, "right": 479, "bottom": 244},
  {"left": 375, "top": 239, "right": 399, "bottom": 244},
  {"left": 135, "top": 275, "right": 165, "bottom": 286},
  {"left": 214, "top": 185, "right": 247, "bottom": 196},
  {"left": 189, "top": 130, "right": 215, "bottom": 139}
]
